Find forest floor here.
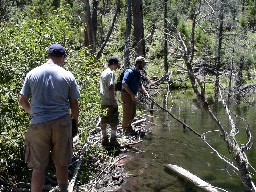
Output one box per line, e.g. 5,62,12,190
75,114,151,192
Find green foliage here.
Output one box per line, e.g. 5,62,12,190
239,15,248,28
177,20,191,44
1,0,256,190
67,50,102,144
0,3,100,187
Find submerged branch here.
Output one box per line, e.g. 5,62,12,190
147,97,201,137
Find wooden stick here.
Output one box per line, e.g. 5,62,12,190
68,143,89,192
131,118,147,126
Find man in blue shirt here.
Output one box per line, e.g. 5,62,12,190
121,56,149,136
19,44,80,192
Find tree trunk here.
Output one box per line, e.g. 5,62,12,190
228,47,234,100
132,0,145,57
163,0,168,73
91,0,98,52
124,0,132,68
214,0,224,98
235,56,244,100
96,0,121,60
0,0,3,21
83,0,96,53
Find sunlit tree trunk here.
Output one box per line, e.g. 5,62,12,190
132,0,145,57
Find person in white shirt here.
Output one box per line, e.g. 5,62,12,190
99,56,120,146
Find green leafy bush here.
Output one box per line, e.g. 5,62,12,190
0,4,101,188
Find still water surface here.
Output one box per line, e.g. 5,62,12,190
120,95,256,192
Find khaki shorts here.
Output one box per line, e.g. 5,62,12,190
24,115,72,170
100,105,119,126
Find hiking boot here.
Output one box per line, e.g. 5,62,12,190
101,137,109,146
110,137,120,147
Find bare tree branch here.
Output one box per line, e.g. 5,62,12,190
96,0,121,60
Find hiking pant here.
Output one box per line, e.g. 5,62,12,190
121,91,136,131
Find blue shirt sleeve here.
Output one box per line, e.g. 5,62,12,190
122,68,133,84
20,74,31,97
69,75,80,100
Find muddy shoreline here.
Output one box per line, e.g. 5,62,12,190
76,114,151,192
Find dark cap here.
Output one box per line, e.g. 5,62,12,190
135,56,148,63
47,44,66,56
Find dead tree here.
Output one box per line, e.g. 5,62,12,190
174,3,256,192
214,0,224,98
96,0,121,60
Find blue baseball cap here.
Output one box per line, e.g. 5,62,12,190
47,44,66,56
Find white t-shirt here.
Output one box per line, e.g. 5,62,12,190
99,67,116,105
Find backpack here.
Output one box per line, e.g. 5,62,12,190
115,67,135,91
115,69,126,91
115,67,138,91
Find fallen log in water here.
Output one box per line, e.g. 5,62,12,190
164,164,227,192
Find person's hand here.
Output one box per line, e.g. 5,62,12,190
131,94,136,102
71,119,78,137
145,92,150,98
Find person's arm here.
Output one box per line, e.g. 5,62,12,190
19,95,32,115
70,98,79,137
70,99,79,123
122,83,136,101
140,84,150,98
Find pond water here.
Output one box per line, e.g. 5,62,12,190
119,93,256,192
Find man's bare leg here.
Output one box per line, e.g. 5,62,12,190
31,169,45,192
56,165,68,192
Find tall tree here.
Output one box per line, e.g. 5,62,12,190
83,0,96,53
132,0,145,57
0,0,3,20
214,0,224,98
91,0,98,46
96,0,121,60
124,0,132,67
163,0,168,72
